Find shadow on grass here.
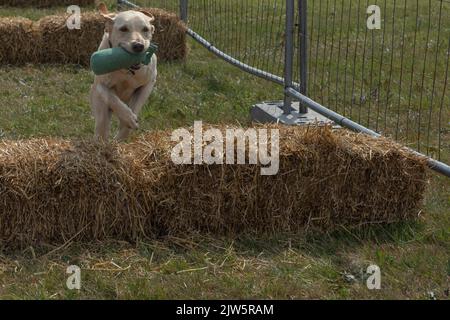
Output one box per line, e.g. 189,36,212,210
181,219,427,260
1,218,425,260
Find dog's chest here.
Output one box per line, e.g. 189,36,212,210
111,68,150,103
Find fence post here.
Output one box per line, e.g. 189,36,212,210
298,0,308,114
283,0,295,114
180,0,188,22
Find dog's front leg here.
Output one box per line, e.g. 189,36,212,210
129,66,157,116
116,71,157,141
91,84,112,141
95,83,139,131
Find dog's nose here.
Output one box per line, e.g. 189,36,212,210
132,42,145,53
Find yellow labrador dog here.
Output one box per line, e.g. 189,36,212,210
90,3,157,141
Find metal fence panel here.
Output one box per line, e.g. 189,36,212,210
120,0,450,175
305,0,449,164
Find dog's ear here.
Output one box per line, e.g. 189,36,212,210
98,2,109,14
98,3,116,33
138,9,155,23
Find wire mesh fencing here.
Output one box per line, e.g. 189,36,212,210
122,0,449,168
306,0,450,164
127,0,295,84
191,0,291,82
123,0,180,13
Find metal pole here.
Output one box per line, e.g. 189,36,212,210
118,0,137,8
180,0,188,22
285,87,450,178
298,0,308,114
188,29,299,88
283,0,295,114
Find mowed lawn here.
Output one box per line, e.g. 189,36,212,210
0,2,449,299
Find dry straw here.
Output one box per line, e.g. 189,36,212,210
0,0,95,7
0,125,427,248
0,17,40,64
0,8,187,66
38,12,107,65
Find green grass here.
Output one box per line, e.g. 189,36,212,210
0,40,280,139
0,2,449,299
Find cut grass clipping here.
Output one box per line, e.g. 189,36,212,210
0,0,95,7
0,125,427,248
0,8,187,66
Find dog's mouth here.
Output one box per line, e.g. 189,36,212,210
118,43,134,54
118,43,149,55
110,42,134,54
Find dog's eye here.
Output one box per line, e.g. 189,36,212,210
119,26,129,32
142,27,150,33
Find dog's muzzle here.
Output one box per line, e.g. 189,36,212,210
108,40,143,75
132,42,145,53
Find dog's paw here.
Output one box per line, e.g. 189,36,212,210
120,109,139,130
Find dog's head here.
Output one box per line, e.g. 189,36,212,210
99,3,155,54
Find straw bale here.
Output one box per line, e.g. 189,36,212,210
0,8,187,66
0,126,427,248
0,17,40,64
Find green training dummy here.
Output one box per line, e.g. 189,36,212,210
90,43,158,76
